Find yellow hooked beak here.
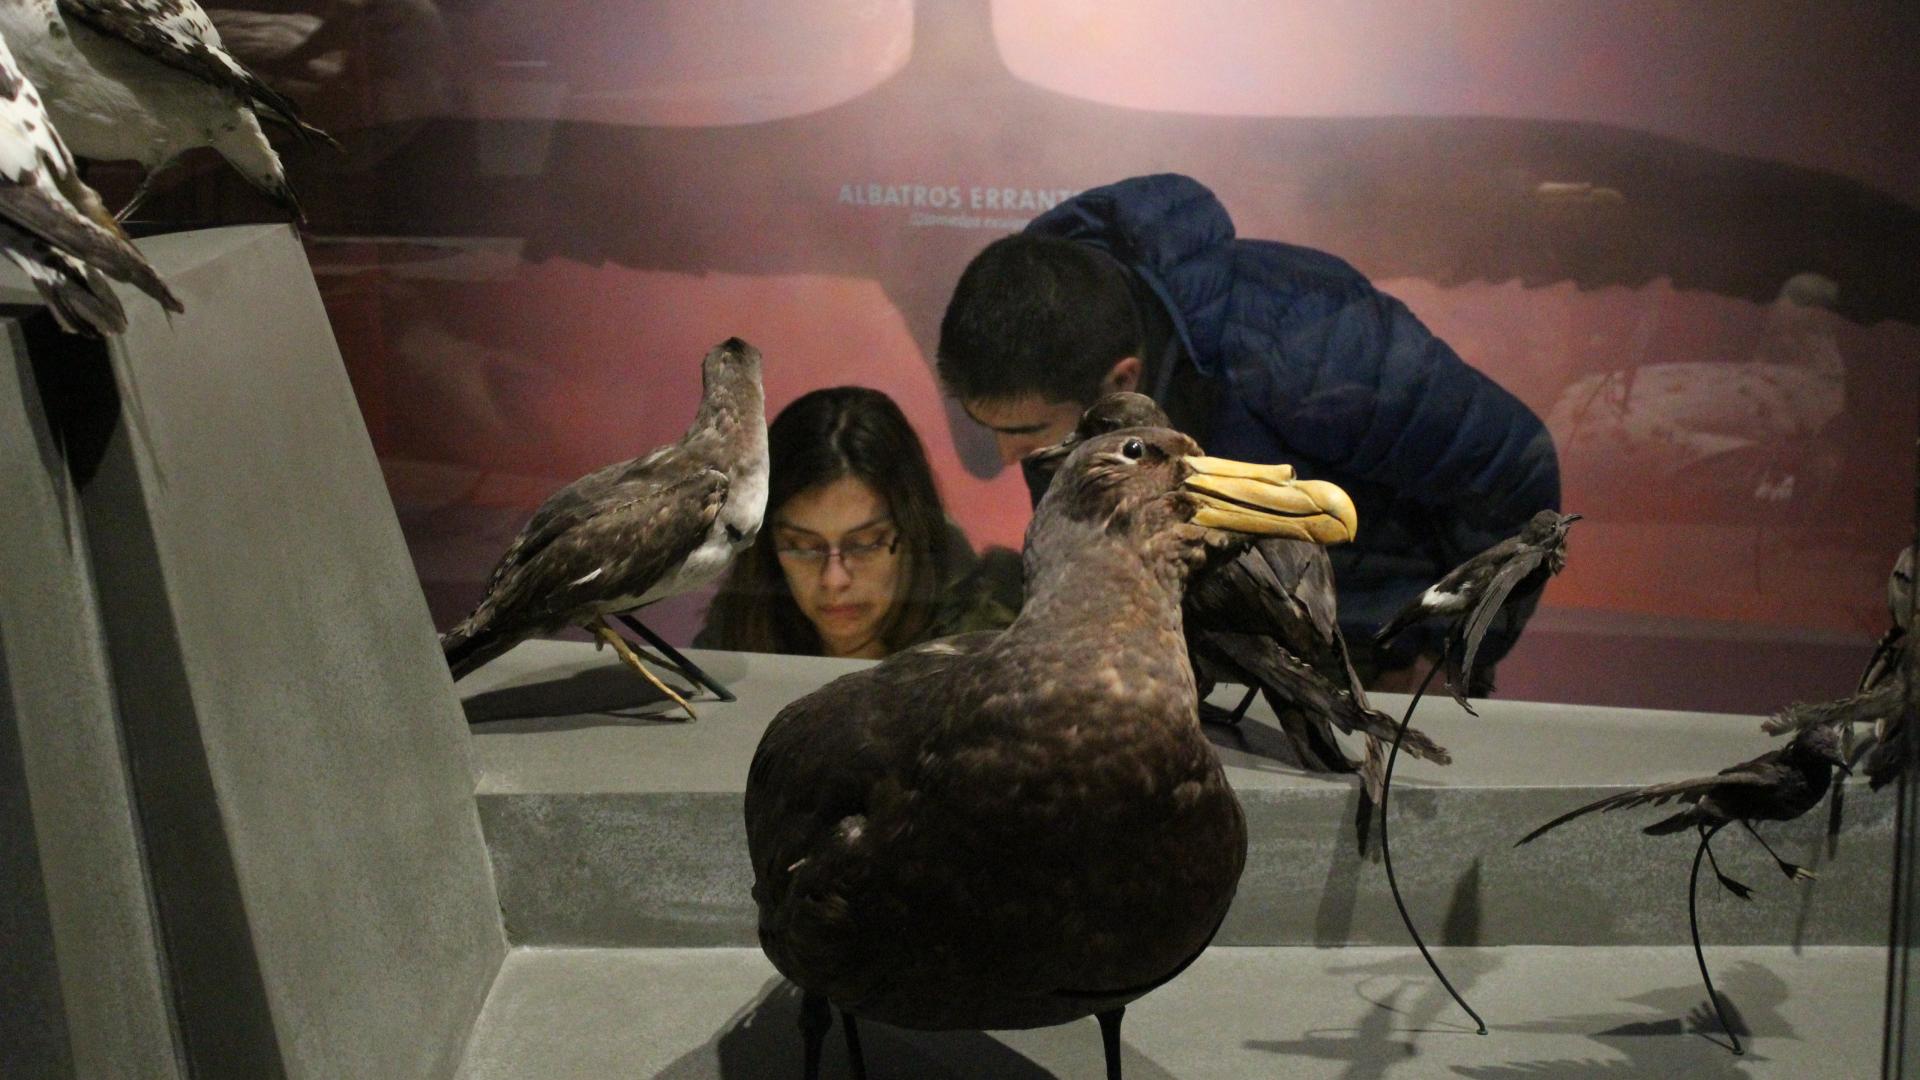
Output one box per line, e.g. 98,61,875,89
1182,456,1358,545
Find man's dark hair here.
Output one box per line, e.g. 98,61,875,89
937,235,1142,404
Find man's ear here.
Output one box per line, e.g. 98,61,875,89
1102,356,1143,395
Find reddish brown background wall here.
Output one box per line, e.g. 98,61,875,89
148,0,1920,712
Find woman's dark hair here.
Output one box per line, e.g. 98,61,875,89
700,387,958,656
937,234,1143,404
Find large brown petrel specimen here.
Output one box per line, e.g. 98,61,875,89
1021,394,1448,805
440,338,767,718
745,427,1357,1080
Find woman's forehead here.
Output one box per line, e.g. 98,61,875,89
774,475,892,536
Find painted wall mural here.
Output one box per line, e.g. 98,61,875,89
147,0,1920,711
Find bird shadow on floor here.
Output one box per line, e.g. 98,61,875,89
1245,949,1506,1079
1444,1006,1762,1079
460,659,703,727
647,979,1182,1080
1501,961,1789,1042
1460,963,1798,1077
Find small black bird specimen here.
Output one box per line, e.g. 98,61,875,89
1375,508,1583,715
1022,394,1447,813
1516,724,1850,1054
440,338,766,717
746,427,1357,1080
1363,507,1580,1035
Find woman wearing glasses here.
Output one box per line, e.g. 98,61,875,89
698,386,1015,658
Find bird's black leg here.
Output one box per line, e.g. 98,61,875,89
1689,824,1744,1055
616,613,738,702
1225,685,1257,725
1097,1006,1125,1080
1741,820,1815,882
799,992,831,1080
839,1009,867,1080
1698,825,1754,900
116,164,171,225
1380,656,1487,1034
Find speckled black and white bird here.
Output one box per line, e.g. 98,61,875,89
0,30,176,334
1024,394,1447,802
0,0,336,221
1375,508,1581,714
441,338,766,718
1764,546,1914,789
746,427,1357,1080
1516,724,1849,898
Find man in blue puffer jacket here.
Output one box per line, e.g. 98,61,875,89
937,173,1561,684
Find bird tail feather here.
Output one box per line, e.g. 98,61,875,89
1640,809,1700,836
26,256,126,338
1516,790,1645,846
1373,606,1420,647
441,617,518,681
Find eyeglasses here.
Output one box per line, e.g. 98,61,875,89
774,529,902,573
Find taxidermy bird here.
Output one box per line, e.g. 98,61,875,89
746,427,1357,1080
1375,508,1581,714
1764,546,1913,790
1514,723,1848,1055
1517,724,1849,898
440,338,766,719
0,28,177,334
0,0,337,221
1023,393,1447,803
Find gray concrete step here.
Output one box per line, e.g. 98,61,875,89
464,641,1893,949
455,944,1882,1079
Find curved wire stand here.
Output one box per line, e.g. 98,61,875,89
1379,656,1487,1035
1689,823,1744,1055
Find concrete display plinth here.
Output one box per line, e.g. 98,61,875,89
2,227,504,1079
466,641,1892,950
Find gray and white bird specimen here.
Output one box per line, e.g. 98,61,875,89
441,338,767,719
0,29,177,334
1024,393,1447,805
0,0,336,220
746,428,1357,1080
1764,546,1913,789
1375,508,1581,714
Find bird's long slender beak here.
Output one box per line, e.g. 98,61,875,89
1182,456,1358,545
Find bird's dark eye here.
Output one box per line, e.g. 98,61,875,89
1122,438,1145,460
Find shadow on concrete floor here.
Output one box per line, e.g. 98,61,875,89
1245,949,1508,1078
649,978,1181,1080
1458,962,1797,1078
461,659,706,726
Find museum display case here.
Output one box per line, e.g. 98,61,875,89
0,2,1914,1077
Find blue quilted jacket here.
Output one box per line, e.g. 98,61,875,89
1026,174,1561,665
